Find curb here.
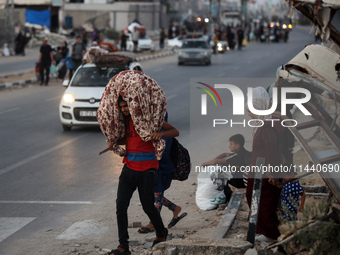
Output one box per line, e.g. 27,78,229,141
0,50,175,90
151,237,252,255
136,50,175,62
213,191,244,239
0,77,37,90
150,191,250,255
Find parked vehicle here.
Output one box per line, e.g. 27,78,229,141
126,34,154,52
166,36,183,51
59,52,142,131
178,39,211,66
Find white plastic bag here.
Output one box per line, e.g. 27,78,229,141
195,166,232,210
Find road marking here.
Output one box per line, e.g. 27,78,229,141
0,217,36,243
56,220,108,240
0,201,92,205
0,107,20,115
167,94,176,101
0,134,89,176
217,73,225,77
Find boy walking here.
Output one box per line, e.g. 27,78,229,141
97,71,178,255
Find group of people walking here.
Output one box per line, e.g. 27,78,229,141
38,34,87,86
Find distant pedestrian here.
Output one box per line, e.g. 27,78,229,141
39,38,55,86
69,35,86,80
226,25,235,50
131,27,139,52
237,26,244,50
120,30,128,51
167,25,173,39
159,28,166,49
57,41,69,80
15,31,26,56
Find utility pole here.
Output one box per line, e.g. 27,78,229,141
217,0,221,26
59,0,65,33
10,0,15,54
5,0,9,46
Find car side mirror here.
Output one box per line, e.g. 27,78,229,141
63,80,69,87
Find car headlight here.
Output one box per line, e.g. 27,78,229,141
217,43,222,47
63,93,75,103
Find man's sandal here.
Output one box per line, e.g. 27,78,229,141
168,212,188,228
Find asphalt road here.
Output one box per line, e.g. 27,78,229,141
0,27,315,255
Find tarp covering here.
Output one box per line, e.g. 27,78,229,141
97,70,167,160
26,9,50,28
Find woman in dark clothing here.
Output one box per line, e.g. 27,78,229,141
246,97,283,242
57,41,69,80
120,31,128,51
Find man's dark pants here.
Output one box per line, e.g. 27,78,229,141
39,63,50,85
116,165,166,250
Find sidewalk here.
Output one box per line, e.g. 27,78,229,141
0,48,175,90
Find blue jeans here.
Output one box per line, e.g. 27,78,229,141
116,165,166,250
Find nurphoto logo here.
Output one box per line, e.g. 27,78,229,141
197,82,312,128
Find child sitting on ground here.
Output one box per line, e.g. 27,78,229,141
201,134,250,203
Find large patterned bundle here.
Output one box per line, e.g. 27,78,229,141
97,70,167,159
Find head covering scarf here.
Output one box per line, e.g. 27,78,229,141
97,70,167,159
252,86,270,108
247,97,271,137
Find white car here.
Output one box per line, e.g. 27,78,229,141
126,34,154,52
178,39,212,66
59,52,142,131
166,36,183,51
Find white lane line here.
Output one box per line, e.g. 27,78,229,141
0,201,92,205
0,134,89,176
167,94,176,101
0,107,21,115
217,72,225,77
56,220,108,240
0,217,36,243
46,96,61,101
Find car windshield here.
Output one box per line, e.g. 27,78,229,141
182,41,208,49
71,66,126,87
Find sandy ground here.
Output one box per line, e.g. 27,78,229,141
0,71,36,84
